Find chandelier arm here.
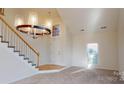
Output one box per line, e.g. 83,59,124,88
33,25,51,34
16,24,51,35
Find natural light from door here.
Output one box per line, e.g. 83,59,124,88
87,43,99,69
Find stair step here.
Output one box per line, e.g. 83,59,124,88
1,40,9,43
0,36,2,41
0,35,2,38
14,50,20,52
32,64,36,66
19,54,25,56
28,61,32,63
24,57,29,60
8,46,15,48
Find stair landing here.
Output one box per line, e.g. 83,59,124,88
38,64,64,70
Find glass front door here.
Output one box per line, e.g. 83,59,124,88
87,43,99,68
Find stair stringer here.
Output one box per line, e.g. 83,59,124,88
0,38,39,84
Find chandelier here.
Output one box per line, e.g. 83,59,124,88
15,12,51,39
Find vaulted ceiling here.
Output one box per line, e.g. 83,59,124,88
12,8,59,18
57,8,119,34
6,8,120,34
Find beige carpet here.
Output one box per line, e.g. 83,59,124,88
13,66,123,84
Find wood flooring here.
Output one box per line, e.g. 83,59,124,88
38,64,64,70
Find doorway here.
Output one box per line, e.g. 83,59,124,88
87,43,99,69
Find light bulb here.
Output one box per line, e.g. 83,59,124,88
15,17,23,26
31,16,37,24
46,20,52,29
28,12,38,25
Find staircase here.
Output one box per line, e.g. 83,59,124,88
0,16,40,68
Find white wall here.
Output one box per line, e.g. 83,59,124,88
72,30,118,70
62,28,72,66
58,8,119,70
118,9,124,72
0,39,38,84
49,25,72,66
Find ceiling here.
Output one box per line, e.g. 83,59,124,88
57,8,119,34
10,8,60,18
6,8,119,34
5,8,61,26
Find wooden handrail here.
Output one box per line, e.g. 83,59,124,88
0,16,40,67
0,16,39,56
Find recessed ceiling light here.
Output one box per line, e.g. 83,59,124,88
100,26,107,29
81,29,85,31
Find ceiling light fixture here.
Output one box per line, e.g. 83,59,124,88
81,29,85,31
15,12,51,39
100,26,107,29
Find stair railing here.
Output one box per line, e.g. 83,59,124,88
0,16,40,67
